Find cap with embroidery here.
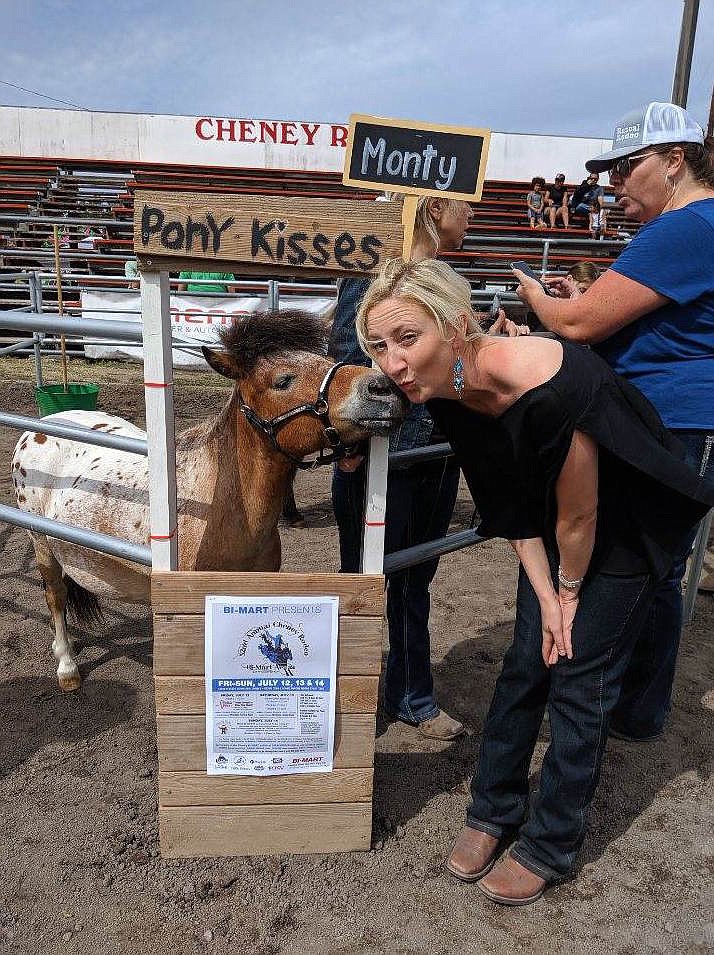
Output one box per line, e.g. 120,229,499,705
586,102,704,173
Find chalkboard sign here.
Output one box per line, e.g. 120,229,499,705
133,191,404,279
343,114,491,201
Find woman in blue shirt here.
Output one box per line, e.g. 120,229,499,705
516,101,714,742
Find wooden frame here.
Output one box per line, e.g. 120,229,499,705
153,572,384,857
134,179,395,857
342,113,491,201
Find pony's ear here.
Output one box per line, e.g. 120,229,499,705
202,346,241,380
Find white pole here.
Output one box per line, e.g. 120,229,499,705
140,270,178,571
683,509,712,624
360,434,389,573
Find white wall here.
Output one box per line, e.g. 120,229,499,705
0,106,611,183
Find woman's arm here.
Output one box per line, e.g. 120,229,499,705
513,267,669,343
554,430,599,658
509,537,566,666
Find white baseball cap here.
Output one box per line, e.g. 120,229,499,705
586,102,704,173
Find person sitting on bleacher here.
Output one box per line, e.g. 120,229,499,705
544,173,570,229
570,172,604,216
525,177,547,229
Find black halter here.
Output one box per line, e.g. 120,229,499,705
237,361,360,470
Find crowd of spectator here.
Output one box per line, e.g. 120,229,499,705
526,169,613,237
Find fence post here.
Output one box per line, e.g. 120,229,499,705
141,270,178,572
541,240,550,276
268,280,279,311
683,509,712,624
29,272,44,388
360,435,388,573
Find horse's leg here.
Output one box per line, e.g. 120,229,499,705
29,532,81,691
254,532,282,572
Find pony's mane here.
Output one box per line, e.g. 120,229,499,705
218,309,327,377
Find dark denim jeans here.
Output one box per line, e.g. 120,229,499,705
613,430,714,739
468,561,656,881
332,457,460,723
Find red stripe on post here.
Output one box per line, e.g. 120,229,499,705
150,528,177,541
364,521,386,527
144,381,172,389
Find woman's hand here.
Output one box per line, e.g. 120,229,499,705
544,275,578,299
513,267,548,309
558,589,579,661
487,309,531,337
539,594,568,667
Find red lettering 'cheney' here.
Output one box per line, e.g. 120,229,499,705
195,118,348,148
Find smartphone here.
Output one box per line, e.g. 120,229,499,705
510,260,555,295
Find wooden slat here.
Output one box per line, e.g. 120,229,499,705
153,614,383,676
159,768,373,806
155,675,378,715
151,572,384,615
157,713,376,771
159,803,372,857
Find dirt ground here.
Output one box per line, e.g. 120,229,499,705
0,356,712,955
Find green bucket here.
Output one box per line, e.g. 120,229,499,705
35,383,99,417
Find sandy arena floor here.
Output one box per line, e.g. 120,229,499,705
0,357,712,955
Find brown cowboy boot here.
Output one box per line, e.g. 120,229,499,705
445,827,500,882
477,854,547,905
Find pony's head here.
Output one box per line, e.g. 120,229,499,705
202,310,406,463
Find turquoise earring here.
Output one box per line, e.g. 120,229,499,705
452,356,464,398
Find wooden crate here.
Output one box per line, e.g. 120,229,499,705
152,571,384,858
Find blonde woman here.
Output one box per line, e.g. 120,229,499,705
356,256,713,904
328,195,525,741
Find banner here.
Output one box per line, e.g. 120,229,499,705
80,290,335,365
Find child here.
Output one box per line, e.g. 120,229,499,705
526,178,546,229
588,199,603,239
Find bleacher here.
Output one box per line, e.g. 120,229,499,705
0,156,640,311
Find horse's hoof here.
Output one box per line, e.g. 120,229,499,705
58,672,82,692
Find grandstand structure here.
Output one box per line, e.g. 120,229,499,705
0,153,638,315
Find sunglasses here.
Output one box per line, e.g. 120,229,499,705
608,152,658,181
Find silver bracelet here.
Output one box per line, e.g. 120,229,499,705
558,567,583,591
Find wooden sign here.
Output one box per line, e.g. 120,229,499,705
342,114,491,201
151,571,384,857
133,191,404,278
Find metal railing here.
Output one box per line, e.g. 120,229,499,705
0,304,152,567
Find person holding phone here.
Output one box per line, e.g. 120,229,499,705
355,255,714,904
514,101,714,744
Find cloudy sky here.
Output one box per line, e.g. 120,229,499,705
2,0,712,138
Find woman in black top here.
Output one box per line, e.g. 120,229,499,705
355,257,714,906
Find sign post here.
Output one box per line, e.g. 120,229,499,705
341,114,491,572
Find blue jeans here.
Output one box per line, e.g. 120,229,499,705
468,560,657,881
612,430,714,739
332,457,460,723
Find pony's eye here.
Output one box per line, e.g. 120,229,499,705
273,374,296,390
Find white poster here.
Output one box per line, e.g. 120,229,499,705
204,595,339,776
80,290,334,365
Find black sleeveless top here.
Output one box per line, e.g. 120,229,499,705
428,342,714,580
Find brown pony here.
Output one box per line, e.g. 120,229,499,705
11,310,405,690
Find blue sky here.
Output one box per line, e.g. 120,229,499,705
2,0,713,138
